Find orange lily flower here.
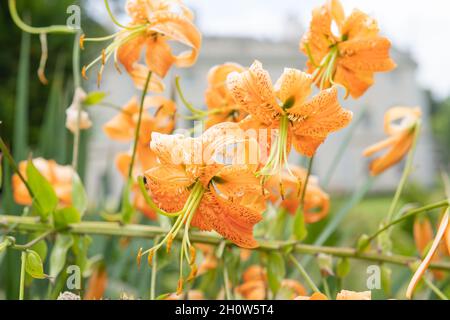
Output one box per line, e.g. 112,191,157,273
295,289,371,300
204,63,247,128
235,265,306,300
407,211,449,299
165,290,205,300
141,122,266,293
227,60,352,188
12,158,73,206
82,0,201,90
300,0,396,98
267,165,330,223
195,244,218,275
84,265,108,300
363,106,421,176
104,96,176,219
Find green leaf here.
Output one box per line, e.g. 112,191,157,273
0,155,3,189
83,91,107,106
156,293,171,300
71,172,88,217
50,234,74,279
26,159,58,220
267,252,286,294
25,250,46,279
293,211,307,241
53,207,81,229
336,258,351,279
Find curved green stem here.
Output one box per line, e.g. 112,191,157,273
289,254,320,293
175,76,207,116
19,251,26,300
104,0,129,29
71,31,82,171
8,0,76,34
387,123,421,222
128,71,152,179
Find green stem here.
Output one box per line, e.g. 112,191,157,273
175,76,207,116
8,0,76,34
19,251,26,300
150,236,160,300
422,277,449,300
299,156,314,208
128,71,152,179
0,137,34,198
322,277,331,299
3,215,450,271
71,31,82,171
11,230,52,250
367,200,449,243
387,123,421,222
289,254,320,293
223,262,232,300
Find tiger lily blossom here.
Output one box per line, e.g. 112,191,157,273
235,265,307,300
227,60,352,191
81,0,201,89
267,165,330,223
204,63,247,128
12,158,74,206
300,0,396,98
103,96,176,218
138,122,266,294
363,106,421,176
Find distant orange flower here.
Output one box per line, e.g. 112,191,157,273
363,106,421,176
84,265,108,300
141,122,265,294
227,61,352,184
83,0,201,89
295,289,371,300
12,158,73,206
300,0,396,98
236,265,306,300
165,290,205,300
104,96,176,219
407,211,449,299
195,244,218,275
267,165,329,223
205,63,247,128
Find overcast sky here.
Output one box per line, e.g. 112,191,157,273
182,0,450,99
93,0,450,99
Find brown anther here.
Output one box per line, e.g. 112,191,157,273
280,181,285,200
101,49,106,65
79,34,85,50
136,247,143,268
81,66,88,80
189,245,196,265
166,234,173,253
148,250,154,267
187,264,198,282
176,278,184,295
114,61,122,74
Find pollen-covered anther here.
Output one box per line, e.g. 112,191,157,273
79,34,85,50
101,49,106,65
136,247,143,268
189,245,196,265
187,264,198,282
167,234,174,253
148,250,155,267
81,66,88,80
176,279,184,295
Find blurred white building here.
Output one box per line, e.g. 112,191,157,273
85,29,435,202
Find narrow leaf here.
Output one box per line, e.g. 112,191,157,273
25,250,46,279
50,234,74,279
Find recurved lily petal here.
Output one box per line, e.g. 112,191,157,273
290,86,353,157
336,290,371,300
227,60,282,125
274,68,313,113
